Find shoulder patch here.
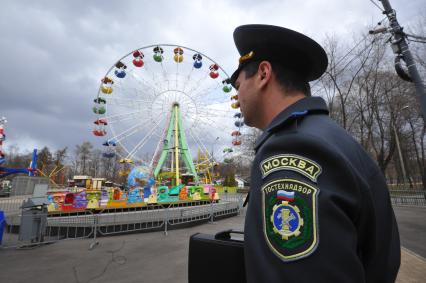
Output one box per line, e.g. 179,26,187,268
262,178,320,262
260,154,322,182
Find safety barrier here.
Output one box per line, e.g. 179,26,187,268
0,195,32,215
0,193,245,249
1,210,95,248
96,204,167,236
390,190,426,207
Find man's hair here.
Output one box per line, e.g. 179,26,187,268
242,61,311,96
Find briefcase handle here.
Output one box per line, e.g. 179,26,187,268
215,229,244,241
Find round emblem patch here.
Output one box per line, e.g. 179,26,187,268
271,201,304,240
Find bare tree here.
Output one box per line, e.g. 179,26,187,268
74,141,93,175
37,146,53,174
88,148,102,177
318,32,378,129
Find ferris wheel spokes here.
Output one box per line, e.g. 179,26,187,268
106,98,155,109
109,119,156,144
181,67,195,92
104,110,147,124
188,127,214,161
193,114,219,129
182,69,212,94
129,81,158,100
117,59,164,97
190,85,226,104
134,71,164,96
125,115,166,160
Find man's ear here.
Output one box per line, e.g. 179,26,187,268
257,61,272,89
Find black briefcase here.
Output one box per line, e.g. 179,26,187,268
188,230,246,283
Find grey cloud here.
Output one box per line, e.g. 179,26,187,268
0,0,424,154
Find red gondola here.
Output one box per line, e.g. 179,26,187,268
133,58,144,67
210,72,219,79
133,50,144,67
133,50,144,58
209,64,219,79
94,118,108,125
93,129,107,136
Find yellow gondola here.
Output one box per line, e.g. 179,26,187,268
101,85,113,94
119,158,133,164
173,47,184,63
231,102,240,109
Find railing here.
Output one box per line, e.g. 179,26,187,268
0,194,32,215
1,209,95,248
389,190,426,207
0,193,245,249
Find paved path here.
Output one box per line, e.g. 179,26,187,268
397,248,426,283
0,207,425,282
393,206,426,258
0,214,245,283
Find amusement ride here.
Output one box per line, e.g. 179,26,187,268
45,44,244,212
93,45,242,183
0,117,37,179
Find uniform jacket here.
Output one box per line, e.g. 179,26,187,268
244,96,400,282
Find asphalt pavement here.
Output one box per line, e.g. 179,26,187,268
393,206,426,258
0,206,425,283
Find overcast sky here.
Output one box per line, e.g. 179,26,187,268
0,0,425,156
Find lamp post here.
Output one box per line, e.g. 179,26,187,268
392,123,408,187
393,105,409,188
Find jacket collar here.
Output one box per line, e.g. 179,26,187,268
254,96,329,151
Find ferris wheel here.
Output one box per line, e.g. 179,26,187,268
92,44,244,180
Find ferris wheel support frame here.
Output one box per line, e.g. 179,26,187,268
174,103,180,184
153,104,199,185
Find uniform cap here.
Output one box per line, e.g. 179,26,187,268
230,24,328,87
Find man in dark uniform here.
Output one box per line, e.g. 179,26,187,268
229,24,400,282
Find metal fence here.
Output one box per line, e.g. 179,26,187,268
3,189,424,249
0,193,245,249
1,206,95,248
389,190,426,206
0,194,31,215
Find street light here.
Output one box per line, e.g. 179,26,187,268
393,105,409,188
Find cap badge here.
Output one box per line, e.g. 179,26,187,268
239,51,254,63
